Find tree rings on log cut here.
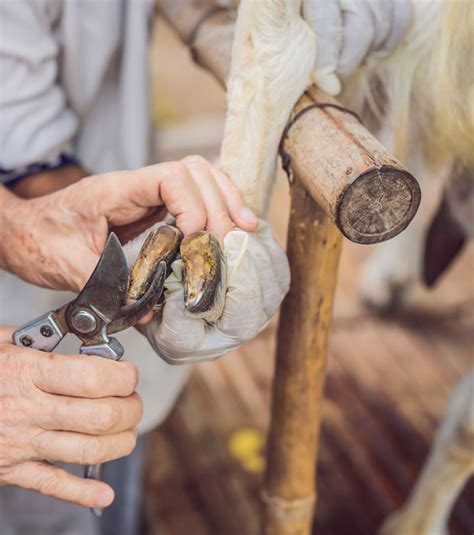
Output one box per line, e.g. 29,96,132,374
337,166,421,244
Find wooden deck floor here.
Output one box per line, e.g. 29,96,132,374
143,179,474,534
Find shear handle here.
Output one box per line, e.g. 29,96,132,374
12,310,67,353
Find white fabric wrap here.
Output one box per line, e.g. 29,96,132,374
128,221,290,365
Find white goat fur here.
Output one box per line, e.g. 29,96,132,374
220,0,473,533
380,369,474,535
341,0,474,176
346,0,473,313
219,0,315,215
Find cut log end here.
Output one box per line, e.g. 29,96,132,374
337,166,421,244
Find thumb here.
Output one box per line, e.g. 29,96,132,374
67,248,101,293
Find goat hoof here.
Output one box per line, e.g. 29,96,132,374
358,254,414,313
180,231,226,322
128,225,183,300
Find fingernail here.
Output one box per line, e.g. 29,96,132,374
97,488,114,508
239,207,259,225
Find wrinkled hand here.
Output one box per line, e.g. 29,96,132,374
0,156,258,293
0,327,141,509
134,221,290,364
302,0,413,94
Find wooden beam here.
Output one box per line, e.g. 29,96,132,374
155,0,421,245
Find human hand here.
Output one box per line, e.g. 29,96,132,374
0,327,142,509
0,155,258,292
302,0,413,94
135,221,290,363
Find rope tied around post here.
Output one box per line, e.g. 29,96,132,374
279,92,363,183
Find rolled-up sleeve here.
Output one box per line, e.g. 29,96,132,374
0,0,78,184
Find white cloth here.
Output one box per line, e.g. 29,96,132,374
302,0,413,95
0,0,190,435
127,221,290,364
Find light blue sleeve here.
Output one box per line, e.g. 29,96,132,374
0,0,78,183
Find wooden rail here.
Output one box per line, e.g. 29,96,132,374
155,1,421,533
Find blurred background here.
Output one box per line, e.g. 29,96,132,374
144,15,473,535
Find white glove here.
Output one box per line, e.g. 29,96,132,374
126,221,290,364
302,0,413,95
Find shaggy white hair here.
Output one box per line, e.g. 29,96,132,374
341,0,474,175
219,0,315,216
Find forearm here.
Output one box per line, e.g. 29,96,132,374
9,164,88,198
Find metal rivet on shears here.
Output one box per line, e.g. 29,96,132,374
40,325,54,337
20,335,33,347
71,310,97,334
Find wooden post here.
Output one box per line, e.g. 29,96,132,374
262,180,342,534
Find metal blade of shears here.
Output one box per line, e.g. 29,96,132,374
12,233,129,354
108,260,167,334
69,232,129,324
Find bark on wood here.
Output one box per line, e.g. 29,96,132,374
262,180,342,534
287,87,421,244
155,0,421,245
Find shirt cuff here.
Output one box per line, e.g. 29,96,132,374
0,153,80,187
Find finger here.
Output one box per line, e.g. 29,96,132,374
367,0,392,51
303,0,343,71
9,461,114,508
123,296,155,325
0,326,15,343
157,163,208,235
38,392,143,435
32,352,138,398
380,0,413,53
182,156,234,240
114,206,168,245
136,310,154,325
338,0,374,76
210,166,259,232
96,164,207,236
31,429,137,466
